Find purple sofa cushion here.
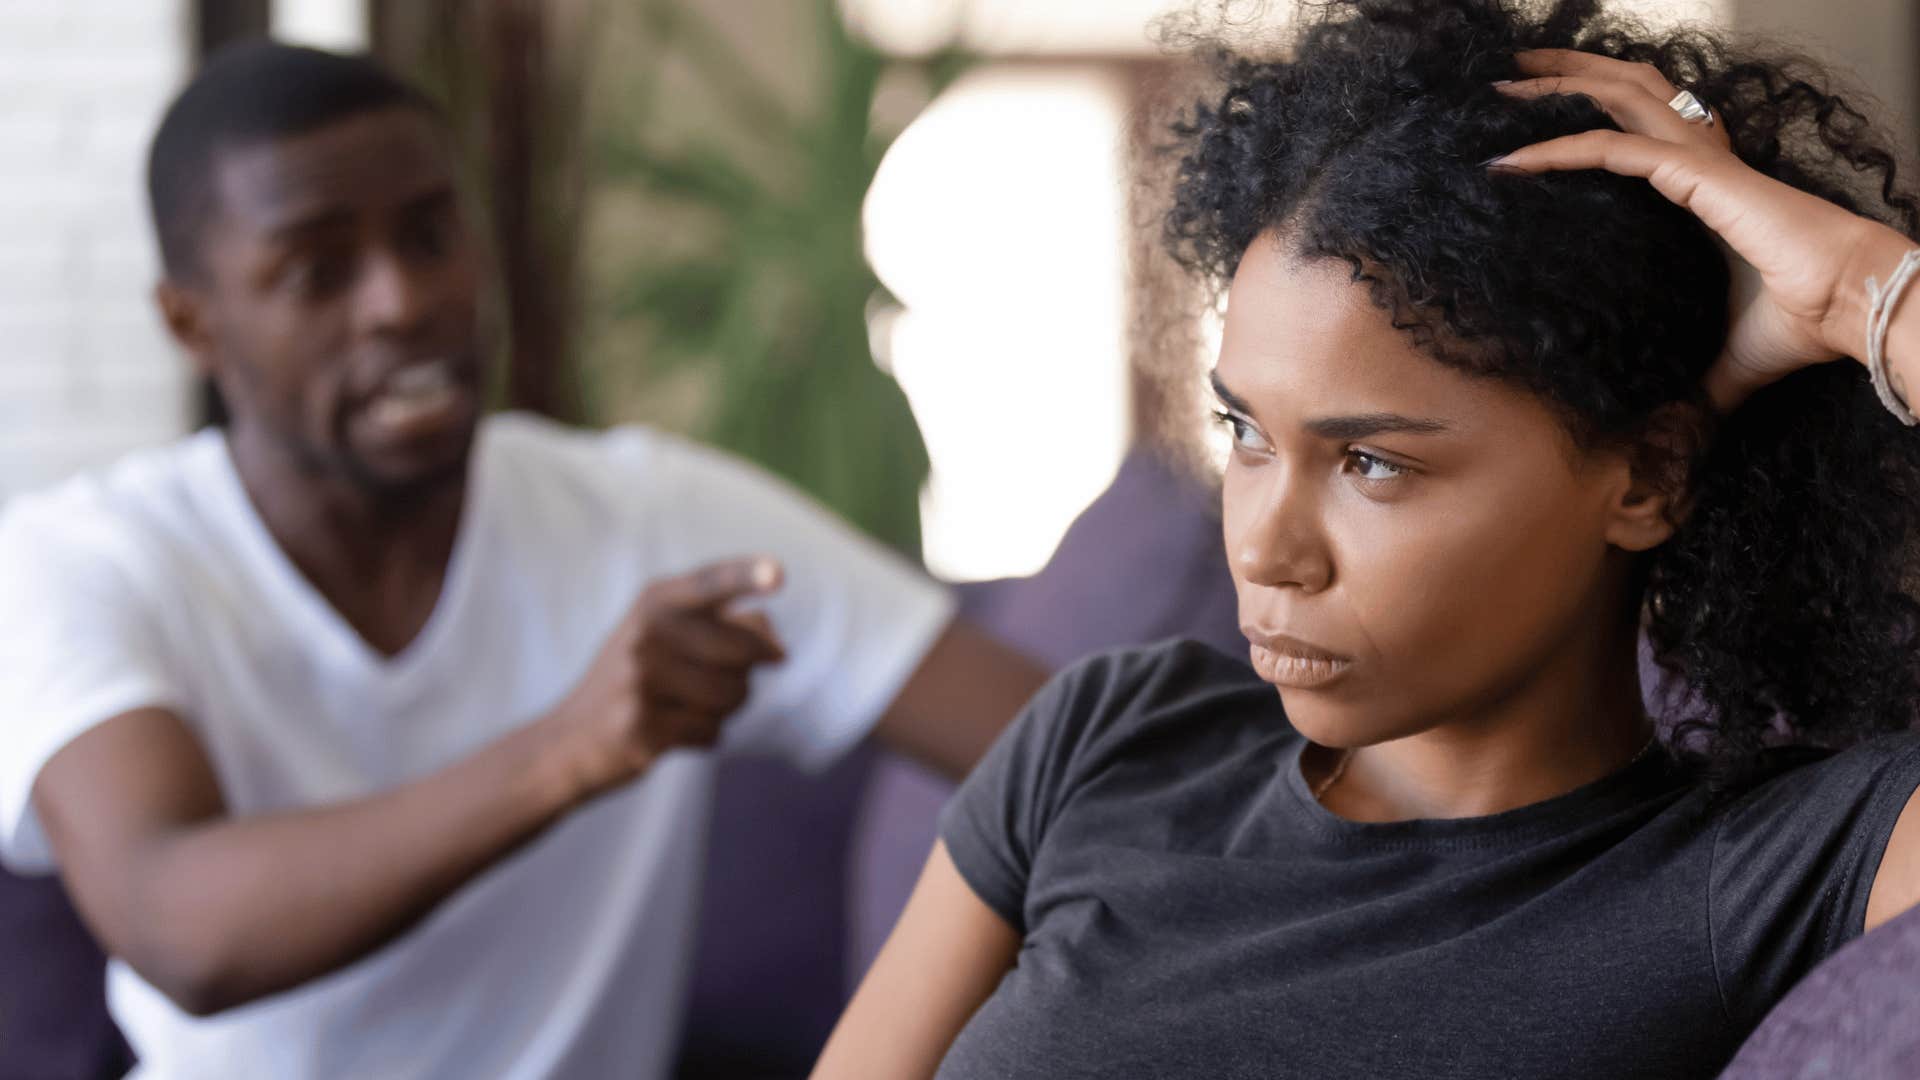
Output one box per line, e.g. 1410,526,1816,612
673,746,876,1077
0,867,133,1079
951,448,1243,666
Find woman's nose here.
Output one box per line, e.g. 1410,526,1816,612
1232,466,1334,594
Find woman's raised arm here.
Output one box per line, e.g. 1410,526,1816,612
1491,48,1920,932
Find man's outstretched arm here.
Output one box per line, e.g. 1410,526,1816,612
31,556,783,1016
872,619,1047,781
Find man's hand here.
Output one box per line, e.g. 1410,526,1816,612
544,555,788,798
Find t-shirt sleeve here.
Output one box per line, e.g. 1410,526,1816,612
0,501,188,874
1708,733,1920,1027
613,429,956,773
937,653,1126,933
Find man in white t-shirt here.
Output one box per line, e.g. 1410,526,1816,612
0,41,1045,1079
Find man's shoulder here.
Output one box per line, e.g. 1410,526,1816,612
477,414,749,565
481,412,790,522
0,429,229,566
483,412,700,487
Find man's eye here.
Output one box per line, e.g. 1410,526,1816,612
402,210,453,259
283,252,352,297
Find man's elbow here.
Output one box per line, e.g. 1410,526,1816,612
132,941,256,1017
161,977,240,1019
107,892,264,1018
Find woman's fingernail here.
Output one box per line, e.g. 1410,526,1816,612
1481,154,1510,167
1492,79,1514,86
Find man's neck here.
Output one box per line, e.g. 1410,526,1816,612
225,420,468,656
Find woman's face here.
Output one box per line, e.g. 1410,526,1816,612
1216,232,1661,748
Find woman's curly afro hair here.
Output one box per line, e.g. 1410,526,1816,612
1163,0,1920,784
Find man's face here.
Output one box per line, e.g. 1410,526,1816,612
168,106,487,493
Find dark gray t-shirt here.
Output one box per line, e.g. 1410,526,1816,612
937,641,1920,1080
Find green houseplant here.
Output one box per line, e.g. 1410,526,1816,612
591,0,969,556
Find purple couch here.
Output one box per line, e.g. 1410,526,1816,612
0,870,132,1079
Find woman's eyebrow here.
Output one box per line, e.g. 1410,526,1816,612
1210,372,1453,439
1209,371,1255,414
1303,413,1455,440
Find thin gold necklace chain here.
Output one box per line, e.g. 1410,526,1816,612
1310,747,1353,801
1310,730,1662,804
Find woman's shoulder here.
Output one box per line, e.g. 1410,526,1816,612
939,638,1291,927
1700,731,1920,1019
1705,732,1920,915
1696,734,1920,857
1720,733,1920,817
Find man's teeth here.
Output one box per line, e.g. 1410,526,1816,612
369,388,455,427
384,362,454,400
368,362,463,428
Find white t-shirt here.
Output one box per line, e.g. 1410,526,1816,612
0,412,955,1079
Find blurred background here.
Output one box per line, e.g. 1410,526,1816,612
7,0,1910,588
1,1,1917,1077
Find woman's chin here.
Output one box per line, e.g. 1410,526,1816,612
1276,694,1354,747
1276,692,1408,750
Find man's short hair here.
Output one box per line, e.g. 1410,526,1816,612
147,40,435,280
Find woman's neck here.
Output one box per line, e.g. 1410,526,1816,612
1315,614,1655,823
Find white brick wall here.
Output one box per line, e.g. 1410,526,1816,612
0,0,194,500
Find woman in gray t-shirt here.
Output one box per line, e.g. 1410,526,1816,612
814,1,1920,1076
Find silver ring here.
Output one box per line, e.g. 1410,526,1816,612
1667,89,1713,126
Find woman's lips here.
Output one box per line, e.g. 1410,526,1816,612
1244,631,1352,689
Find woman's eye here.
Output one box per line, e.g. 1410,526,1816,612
1211,410,1266,452
1346,450,1406,482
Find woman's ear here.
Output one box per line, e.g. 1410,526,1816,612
1604,402,1707,553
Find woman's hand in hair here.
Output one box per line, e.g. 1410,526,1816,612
1490,49,1912,415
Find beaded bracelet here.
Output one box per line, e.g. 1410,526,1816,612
1865,246,1920,426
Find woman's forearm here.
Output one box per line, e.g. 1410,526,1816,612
1830,225,1920,404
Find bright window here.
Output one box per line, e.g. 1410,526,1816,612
865,65,1133,581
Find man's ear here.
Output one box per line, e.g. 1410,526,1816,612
154,278,215,377
1603,402,1708,553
